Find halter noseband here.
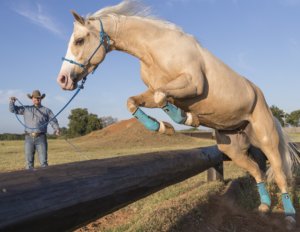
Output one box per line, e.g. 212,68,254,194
62,19,110,72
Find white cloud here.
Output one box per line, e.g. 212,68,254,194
236,52,254,73
288,38,300,48
53,95,68,104
230,0,240,4
166,0,216,7
278,0,300,6
0,89,66,105
12,1,66,39
0,89,28,105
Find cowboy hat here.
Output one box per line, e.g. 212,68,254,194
27,90,46,99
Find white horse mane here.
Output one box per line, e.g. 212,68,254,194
88,0,183,32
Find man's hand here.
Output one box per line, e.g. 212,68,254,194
10,97,17,103
54,129,60,136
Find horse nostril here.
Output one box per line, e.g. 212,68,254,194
57,74,68,89
62,75,67,83
58,75,66,84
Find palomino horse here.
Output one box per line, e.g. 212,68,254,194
57,0,299,228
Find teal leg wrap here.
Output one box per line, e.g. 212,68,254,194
257,182,271,207
282,193,296,217
162,102,187,124
133,108,160,131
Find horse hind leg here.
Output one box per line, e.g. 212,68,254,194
215,129,271,213
249,106,296,228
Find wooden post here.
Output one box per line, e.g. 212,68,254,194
0,147,224,232
207,163,224,182
200,146,225,182
204,145,267,182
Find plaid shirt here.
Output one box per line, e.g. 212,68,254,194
9,102,59,134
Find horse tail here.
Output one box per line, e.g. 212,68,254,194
266,117,300,183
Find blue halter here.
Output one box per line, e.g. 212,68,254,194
62,19,110,72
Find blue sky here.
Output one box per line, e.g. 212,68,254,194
1,0,299,133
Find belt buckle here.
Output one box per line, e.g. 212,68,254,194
31,132,38,137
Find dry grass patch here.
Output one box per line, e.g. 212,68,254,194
1,120,300,231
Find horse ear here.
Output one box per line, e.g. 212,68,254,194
71,10,85,25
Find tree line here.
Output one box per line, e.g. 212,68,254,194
61,108,118,138
1,108,117,140
270,106,300,127
2,106,299,141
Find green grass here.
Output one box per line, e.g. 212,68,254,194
0,140,24,172
1,134,300,231
0,137,247,231
0,136,215,172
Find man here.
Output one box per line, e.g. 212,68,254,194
9,90,60,170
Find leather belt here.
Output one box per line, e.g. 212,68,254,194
26,132,45,138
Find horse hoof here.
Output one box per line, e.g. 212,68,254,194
158,121,175,135
285,216,296,231
258,203,270,214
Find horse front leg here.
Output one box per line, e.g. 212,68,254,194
154,73,202,127
127,90,175,134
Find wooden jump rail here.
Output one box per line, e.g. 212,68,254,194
0,145,266,232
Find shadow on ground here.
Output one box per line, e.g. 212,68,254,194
169,177,300,232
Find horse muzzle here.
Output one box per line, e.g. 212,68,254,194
57,73,77,90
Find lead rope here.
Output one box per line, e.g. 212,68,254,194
13,77,87,130
13,77,92,161
64,138,91,160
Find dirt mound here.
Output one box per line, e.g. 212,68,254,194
76,118,210,149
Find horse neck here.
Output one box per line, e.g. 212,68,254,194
103,15,152,62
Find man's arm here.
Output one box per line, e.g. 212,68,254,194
9,97,25,114
48,109,60,135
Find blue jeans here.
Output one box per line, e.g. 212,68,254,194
24,134,48,169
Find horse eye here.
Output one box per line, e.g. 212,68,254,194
75,38,84,46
